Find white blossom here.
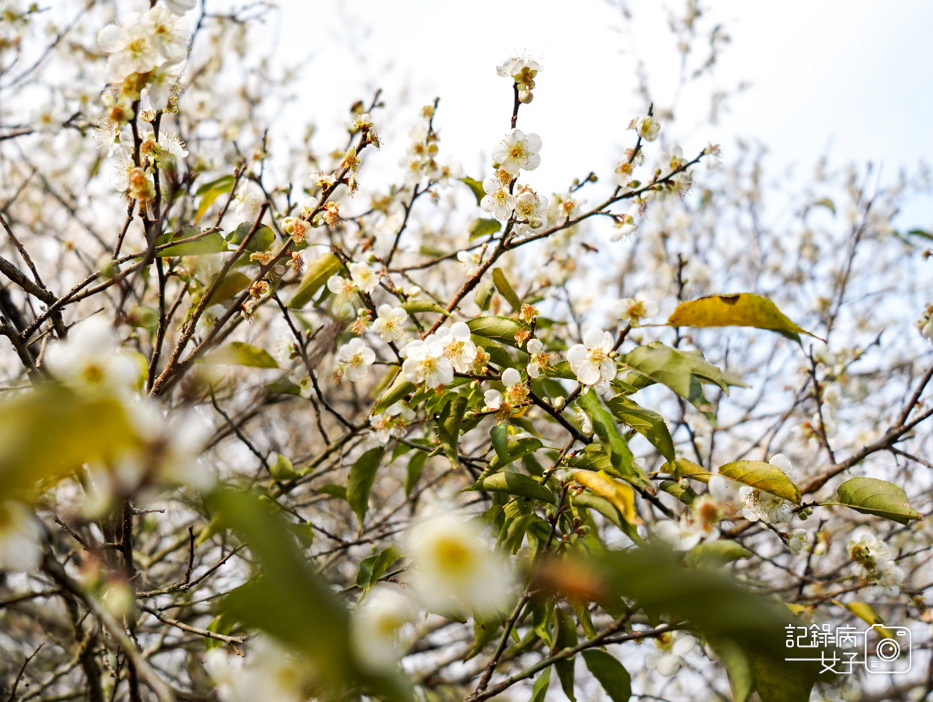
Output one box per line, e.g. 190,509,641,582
372,305,408,343
612,293,659,325
646,632,696,677
492,129,542,174
566,329,616,386
336,338,375,382
350,587,415,672
405,512,513,616
402,337,453,389
480,176,515,221
788,528,809,555
45,317,139,395
349,262,380,294
633,115,660,142
435,322,477,373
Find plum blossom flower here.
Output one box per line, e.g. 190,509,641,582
513,188,548,234
566,329,616,386
457,249,485,275
492,129,542,174
632,115,660,142
98,13,162,81
480,175,515,221
45,317,139,395
609,203,642,242
405,512,513,616
0,501,43,572
656,145,686,179
234,183,265,222
204,637,309,702
496,57,541,90
435,322,477,373
349,262,380,294
484,389,502,411
402,337,453,389
612,293,659,325
336,338,375,382
646,632,697,676
848,530,904,596
326,274,358,299
370,401,415,443
372,305,408,343
351,586,416,672
142,6,188,64
526,338,554,378
655,517,703,551
788,528,809,555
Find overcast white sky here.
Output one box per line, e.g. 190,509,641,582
272,0,933,228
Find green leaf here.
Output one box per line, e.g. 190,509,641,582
467,616,502,660
685,540,751,568
205,271,251,306
492,268,521,311
554,609,578,701
481,434,544,479
460,176,486,205
204,341,279,368
529,660,551,702
469,218,501,240
210,489,412,701
156,226,228,257
467,316,530,348
565,444,613,473
468,471,555,503
831,477,920,525
605,395,675,463
491,423,510,463
623,342,699,402
437,394,468,469
227,221,275,253
289,252,342,309
576,391,639,484
907,228,933,242
718,460,801,504
666,293,823,343
193,174,235,224
347,447,386,528
836,600,895,640
372,371,416,416
712,640,755,702
404,450,427,497
582,650,631,702
356,544,402,591
401,299,449,316
204,613,237,652
811,197,836,215
269,453,299,481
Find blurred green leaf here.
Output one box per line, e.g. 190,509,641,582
193,174,235,224
460,176,486,205
227,221,275,253
347,447,386,528
289,252,342,309
155,226,228,257
685,540,751,568
204,341,278,368
529,660,551,702
492,268,521,311
404,450,427,497
554,608,578,700
582,650,630,702
469,218,501,240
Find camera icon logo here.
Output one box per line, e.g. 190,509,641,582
864,625,911,674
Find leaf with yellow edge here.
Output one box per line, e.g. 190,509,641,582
675,457,714,483
573,470,638,525
834,600,894,640
666,293,823,343
719,461,801,504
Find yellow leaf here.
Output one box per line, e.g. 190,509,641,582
834,600,895,640
666,293,824,343
573,470,638,524
675,457,714,483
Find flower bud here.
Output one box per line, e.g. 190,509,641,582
519,90,534,104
